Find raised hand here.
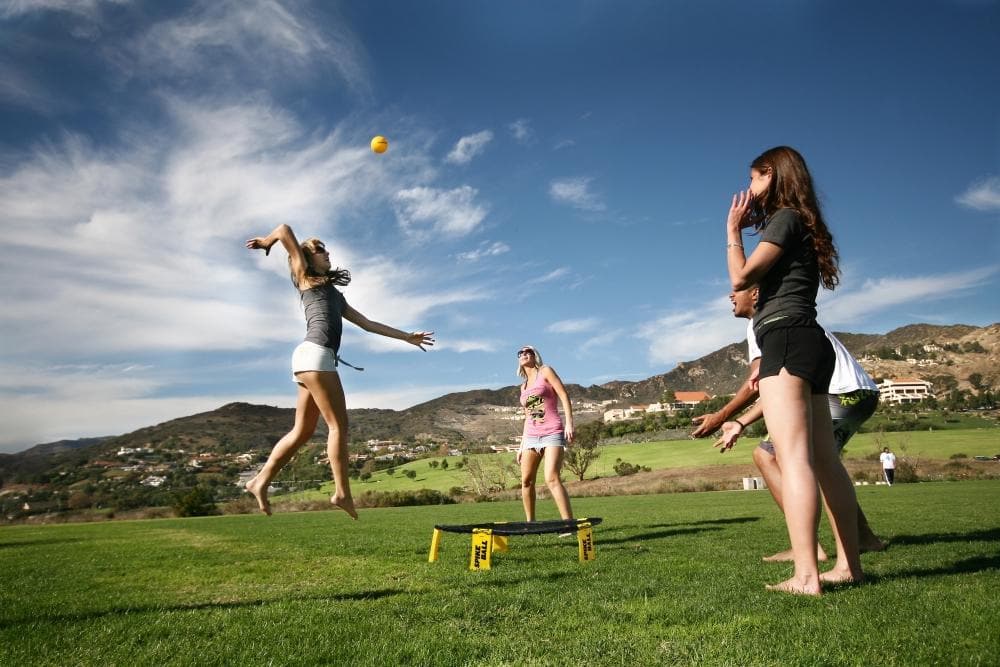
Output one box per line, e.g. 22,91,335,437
407,331,435,351
713,421,743,453
727,188,754,231
245,237,276,255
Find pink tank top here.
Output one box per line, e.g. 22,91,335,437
520,368,564,437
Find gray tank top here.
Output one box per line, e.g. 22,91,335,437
300,283,346,352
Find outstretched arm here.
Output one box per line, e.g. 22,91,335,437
342,303,435,350
714,401,764,453
542,366,574,444
691,358,761,437
246,224,308,286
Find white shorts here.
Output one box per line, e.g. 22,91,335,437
521,433,565,451
291,341,339,384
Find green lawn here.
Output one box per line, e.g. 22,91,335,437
319,428,999,497
3,480,999,665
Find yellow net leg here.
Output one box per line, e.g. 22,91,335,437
428,528,442,563
469,528,493,570
492,534,509,553
577,522,595,562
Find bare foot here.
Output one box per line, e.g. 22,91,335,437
818,568,864,585
859,537,886,553
765,576,822,596
245,477,272,516
763,545,829,562
331,494,358,520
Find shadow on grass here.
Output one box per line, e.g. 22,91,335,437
596,516,762,545
887,527,1000,546
0,588,404,629
0,537,83,550
868,553,1000,583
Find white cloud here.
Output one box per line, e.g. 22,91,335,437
509,118,532,144
956,176,1000,212
527,267,570,285
128,0,370,95
580,329,624,352
0,0,118,19
546,318,600,334
637,296,746,366
549,176,605,212
393,185,488,237
457,241,510,262
553,139,576,150
432,339,499,353
445,130,493,165
818,266,1000,326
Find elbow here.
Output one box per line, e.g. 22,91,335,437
731,276,752,291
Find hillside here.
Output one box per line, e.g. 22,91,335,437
2,322,997,490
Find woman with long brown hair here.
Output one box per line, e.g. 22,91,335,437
244,224,434,517
725,146,862,595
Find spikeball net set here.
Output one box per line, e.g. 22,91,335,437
428,518,603,570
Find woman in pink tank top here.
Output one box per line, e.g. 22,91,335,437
516,345,575,522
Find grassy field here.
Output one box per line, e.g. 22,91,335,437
3,480,999,665
323,428,1000,497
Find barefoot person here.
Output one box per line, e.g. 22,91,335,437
244,225,434,516
707,287,885,561
516,346,575,522
725,146,863,595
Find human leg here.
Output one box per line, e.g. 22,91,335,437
246,383,320,515
753,443,829,563
543,446,573,520
759,370,821,595
297,371,357,519
830,393,884,552
520,448,543,521
811,394,863,584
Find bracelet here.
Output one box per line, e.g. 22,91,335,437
726,242,743,250
733,419,745,433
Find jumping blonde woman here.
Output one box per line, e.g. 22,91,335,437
516,345,574,522
245,224,434,517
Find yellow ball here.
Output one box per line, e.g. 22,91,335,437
370,135,388,154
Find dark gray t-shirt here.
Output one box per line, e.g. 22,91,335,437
752,208,820,338
300,283,347,352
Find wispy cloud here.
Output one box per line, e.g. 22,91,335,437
580,329,624,352
819,266,1000,326
553,138,576,150
393,185,488,237
433,339,499,353
546,318,600,334
527,267,570,285
549,176,605,212
457,241,510,262
445,130,493,164
956,176,1000,212
509,118,532,144
0,0,116,19
129,0,371,95
636,296,746,366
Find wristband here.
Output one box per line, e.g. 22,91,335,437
733,419,745,433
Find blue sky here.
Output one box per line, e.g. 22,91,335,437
1,0,998,452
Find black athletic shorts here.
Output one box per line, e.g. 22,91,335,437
757,324,835,394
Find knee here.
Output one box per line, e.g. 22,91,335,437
544,473,563,488
521,477,536,489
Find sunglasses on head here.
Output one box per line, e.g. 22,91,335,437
310,243,327,254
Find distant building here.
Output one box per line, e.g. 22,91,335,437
878,378,934,404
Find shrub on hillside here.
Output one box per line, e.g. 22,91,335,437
613,458,651,477
356,488,455,508
172,487,219,517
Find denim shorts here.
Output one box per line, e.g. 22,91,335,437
521,433,565,451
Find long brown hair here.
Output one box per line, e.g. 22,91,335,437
290,238,351,288
750,146,840,290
